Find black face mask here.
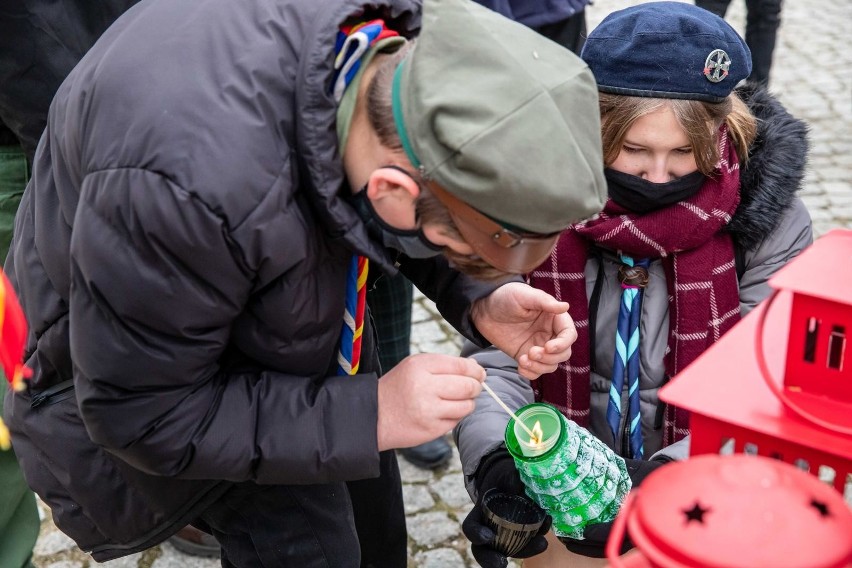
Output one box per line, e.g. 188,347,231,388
349,183,444,259
605,168,706,214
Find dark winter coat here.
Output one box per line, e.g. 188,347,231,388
0,0,142,163
3,0,497,560
455,86,813,497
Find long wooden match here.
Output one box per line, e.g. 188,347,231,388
481,380,538,441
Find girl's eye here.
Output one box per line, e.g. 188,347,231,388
622,145,642,154
675,147,693,155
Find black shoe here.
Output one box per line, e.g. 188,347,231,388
168,525,220,558
400,437,452,469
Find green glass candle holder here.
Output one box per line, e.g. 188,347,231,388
505,403,632,539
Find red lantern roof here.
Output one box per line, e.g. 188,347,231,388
768,229,852,305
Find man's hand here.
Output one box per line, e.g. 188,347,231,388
471,283,577,380
377,354,485,451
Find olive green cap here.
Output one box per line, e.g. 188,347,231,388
392,0,606,234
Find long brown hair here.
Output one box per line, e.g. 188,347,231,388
598,92,757,176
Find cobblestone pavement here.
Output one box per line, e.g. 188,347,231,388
29,0,850,566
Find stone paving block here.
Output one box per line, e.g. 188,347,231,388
99,553,145,568
413,301,437,325
813,222,839,239
415,293,439,316
803,206,833,222
151,544,220,568
44,562,83,568
432,475,473,509
397,452,436,483
827,192,852,207
412,320,457,348
33,531,77,556
446,446,463,474
407,511,461,547
817,167,850,182
830,206,852,221
404,483,436,514
450,503,475,525
413,547,467,568
414,340,461,357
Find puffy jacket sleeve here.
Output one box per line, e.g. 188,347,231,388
69,167,379,484
453,342,533,500
738,198,813,316
399,254,522,347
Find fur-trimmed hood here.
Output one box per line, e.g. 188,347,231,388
727,84,809,250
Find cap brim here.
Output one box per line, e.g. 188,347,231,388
427,182,559,274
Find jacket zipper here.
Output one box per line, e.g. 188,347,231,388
30,379,75,408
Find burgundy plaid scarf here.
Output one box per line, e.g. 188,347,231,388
529,131,742,447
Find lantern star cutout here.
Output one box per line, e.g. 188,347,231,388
809,498,831,518
683,502,710,524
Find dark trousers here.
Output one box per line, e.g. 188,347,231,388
196,450,406,568
366,270,413,373
695,0,783,86
533,10,587,55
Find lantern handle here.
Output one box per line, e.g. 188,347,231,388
755,290,852,436
605,490,636,567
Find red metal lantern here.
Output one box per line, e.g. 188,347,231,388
660,230,852,498
606,454,852,568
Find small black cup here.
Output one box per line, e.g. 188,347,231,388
481,489,547,557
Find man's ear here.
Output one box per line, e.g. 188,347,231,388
365,166,421,204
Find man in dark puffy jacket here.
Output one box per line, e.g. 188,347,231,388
3,0,606,563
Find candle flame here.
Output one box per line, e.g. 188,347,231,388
529,420,544,446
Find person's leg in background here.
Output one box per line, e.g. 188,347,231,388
743,0,782,86
695,0,732,17
368,271,452,470
533,9,588,55
0,140,40,568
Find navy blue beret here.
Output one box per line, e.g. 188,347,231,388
580,1,751,103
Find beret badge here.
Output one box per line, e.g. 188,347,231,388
703,49,732,83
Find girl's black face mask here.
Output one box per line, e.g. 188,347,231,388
349,183,444,259
605,168,706,214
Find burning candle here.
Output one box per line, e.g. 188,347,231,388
504,402,632,539
506,403,564,459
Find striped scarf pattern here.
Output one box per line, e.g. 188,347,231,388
529,130,742,448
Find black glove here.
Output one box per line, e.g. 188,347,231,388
462,448,552,568
560,456,672,558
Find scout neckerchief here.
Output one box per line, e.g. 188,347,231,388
529,128,742,448
332,20,401,376
607,255,650,459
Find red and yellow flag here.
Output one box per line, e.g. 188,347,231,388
0,269,29,392
0,269,29,450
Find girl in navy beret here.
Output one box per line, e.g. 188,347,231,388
456,3,812,566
